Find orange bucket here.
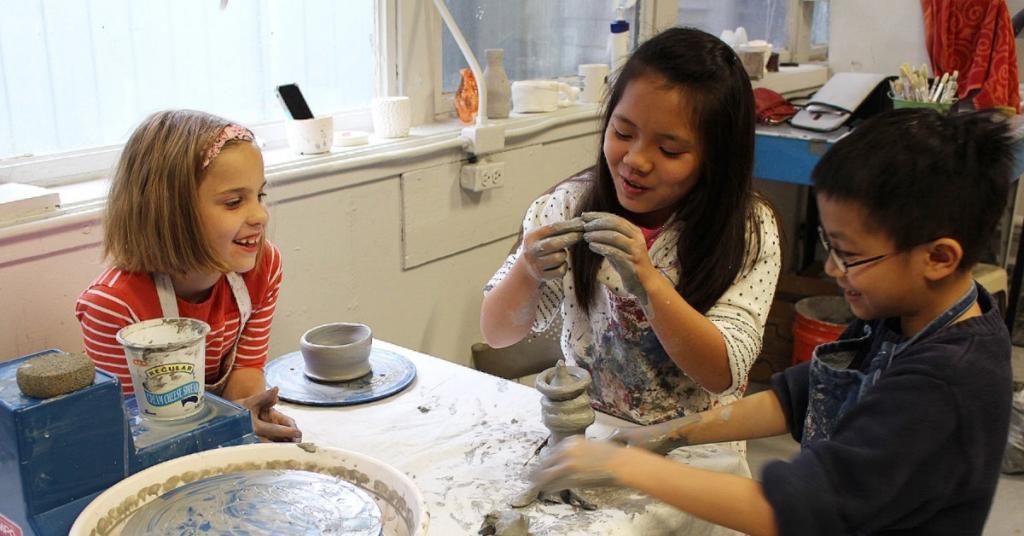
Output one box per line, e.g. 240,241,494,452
791,296,854,365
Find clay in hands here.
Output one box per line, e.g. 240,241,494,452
521,218,585,283
527,436,624,495
581,212,654,316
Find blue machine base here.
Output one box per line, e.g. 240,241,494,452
0,349,257,536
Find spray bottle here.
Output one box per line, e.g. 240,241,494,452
609,4,630,73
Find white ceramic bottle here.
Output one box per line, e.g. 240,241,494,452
483,48,511,119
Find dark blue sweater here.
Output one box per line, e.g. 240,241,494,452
765,288,1012,535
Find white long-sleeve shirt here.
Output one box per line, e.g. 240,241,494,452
486,173,781,425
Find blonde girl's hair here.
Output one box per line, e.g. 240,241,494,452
103,109,256,274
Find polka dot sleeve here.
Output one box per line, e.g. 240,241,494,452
705,201,782,396
484,185,579,332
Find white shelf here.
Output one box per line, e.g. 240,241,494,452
0,183,60,223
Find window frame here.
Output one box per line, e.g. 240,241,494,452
788,0,829,63
417,0,676,122
0,0,829,188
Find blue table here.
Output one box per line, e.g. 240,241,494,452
754,124,851,269
754,124,851,186
756,121,1024,331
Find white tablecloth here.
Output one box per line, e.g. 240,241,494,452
280,340,749,535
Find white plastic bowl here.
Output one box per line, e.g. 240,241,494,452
70,443,428,536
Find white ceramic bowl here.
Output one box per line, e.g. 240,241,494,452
70,443,428,536
300,322,373,381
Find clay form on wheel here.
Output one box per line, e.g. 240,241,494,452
536,360,595,448
300,322,373,381
511,360,596,509
265,348,416,407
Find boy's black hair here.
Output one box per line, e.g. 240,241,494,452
812,108,1016,269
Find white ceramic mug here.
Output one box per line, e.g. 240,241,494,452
737,40,772,70
578,64,609,104
285,116,334,155
371,96,411,138
511,80,579,113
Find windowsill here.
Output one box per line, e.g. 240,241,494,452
751,63,829,97
0,104,603,232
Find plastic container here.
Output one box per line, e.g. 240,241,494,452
609,8,630,73
890,94,956,113
117,318,211,420
791,296,854,365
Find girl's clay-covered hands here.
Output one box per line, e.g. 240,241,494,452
237,386,302,443
521,218,585,283
528,436,630,493
582,211,656,310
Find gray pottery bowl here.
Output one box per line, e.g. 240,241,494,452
299,323,373,381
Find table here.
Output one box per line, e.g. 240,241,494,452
754,123,851,187
753,123,851,269
280,340,750,536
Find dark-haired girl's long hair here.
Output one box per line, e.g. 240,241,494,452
571,27,769,314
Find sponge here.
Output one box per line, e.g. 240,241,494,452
16,352,95,399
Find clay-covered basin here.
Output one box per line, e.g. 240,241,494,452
300,323,373,381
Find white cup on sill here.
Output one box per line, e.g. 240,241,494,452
371,96,412,138
578,64,609,104
285,116,334,155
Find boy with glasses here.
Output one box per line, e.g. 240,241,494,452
527,108,1016,535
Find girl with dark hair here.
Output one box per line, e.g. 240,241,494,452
481,27,781,434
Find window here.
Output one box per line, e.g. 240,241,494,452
440,0,635,92
678,0,789,50
810,0,830,48
676,0,829,60
0,0,374,161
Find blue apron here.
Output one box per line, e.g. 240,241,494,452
801,284,978,446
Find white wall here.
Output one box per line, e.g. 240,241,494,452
0,124,599,368
828,0,930,75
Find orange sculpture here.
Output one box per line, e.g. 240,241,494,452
455,68,479,124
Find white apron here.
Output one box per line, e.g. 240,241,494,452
152,272,253,395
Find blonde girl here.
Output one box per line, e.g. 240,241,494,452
76,110,300,442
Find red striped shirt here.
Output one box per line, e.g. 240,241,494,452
75,243,283,395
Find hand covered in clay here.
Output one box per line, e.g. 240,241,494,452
607,414,699,455
237,386,302,443
581,212,656,310
528,436,628,494
520,218,585,283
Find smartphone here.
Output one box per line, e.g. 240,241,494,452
275,83,314,120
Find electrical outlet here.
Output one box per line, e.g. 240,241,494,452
460,161,505,192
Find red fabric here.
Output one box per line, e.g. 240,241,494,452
922,0,1020,112
753,88,798,124
639,225,664,249
75,243,283,395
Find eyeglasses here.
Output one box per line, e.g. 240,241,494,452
817,226,892,274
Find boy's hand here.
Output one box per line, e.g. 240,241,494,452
528,436,628,493
237,386,303,443
521,218,585,283
607,415,698,455
582,212,657,312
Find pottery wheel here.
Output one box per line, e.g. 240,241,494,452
265,348,416,406
122,469,383,535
